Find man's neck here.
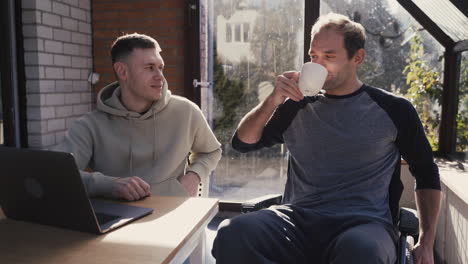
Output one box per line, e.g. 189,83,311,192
325,79,363,96
120,84,153,113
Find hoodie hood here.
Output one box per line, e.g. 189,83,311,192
96,80,171,119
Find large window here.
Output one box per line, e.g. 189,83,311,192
209,0,305,201
206,0,465,201
321,0,444,151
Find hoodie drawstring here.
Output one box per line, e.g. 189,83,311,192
152,110,157,164
127,111,157,178
128,117,133,177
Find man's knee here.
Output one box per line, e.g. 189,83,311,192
213,213,263,253
212,213,273,262
216,215,257,242
328,224,396,264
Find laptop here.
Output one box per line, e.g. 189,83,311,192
0,147,153,234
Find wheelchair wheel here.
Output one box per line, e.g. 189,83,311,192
405,236,415,264
405,248,413,264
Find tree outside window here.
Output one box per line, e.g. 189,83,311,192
402,35,442,151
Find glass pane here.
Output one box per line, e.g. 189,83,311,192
457,51,468,153
412,0,468,42
243,23,249,42
321,0,444,151
210,0,304,201
234,23,241,42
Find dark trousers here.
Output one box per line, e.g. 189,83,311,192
212,205,397,264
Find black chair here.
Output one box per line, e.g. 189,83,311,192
240,194,420,264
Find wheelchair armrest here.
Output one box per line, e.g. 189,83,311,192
398,207,419,238
241,194,283,213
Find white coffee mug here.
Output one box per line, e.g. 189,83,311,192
298,62,328,96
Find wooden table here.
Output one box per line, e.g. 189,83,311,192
0,196,219,264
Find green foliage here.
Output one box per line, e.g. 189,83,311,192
457,110,468,152
403,36,468,153
456,58,468,152
403,35,443,150
213,53,246,148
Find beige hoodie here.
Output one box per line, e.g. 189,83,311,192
55,81,222,197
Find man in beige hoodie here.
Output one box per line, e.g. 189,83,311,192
55,33,222,201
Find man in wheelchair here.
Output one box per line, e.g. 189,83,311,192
212,13,441,264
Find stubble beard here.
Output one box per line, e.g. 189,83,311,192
322,78,339,92
322,70,351,94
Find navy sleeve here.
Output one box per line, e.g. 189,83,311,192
364,86,440,190
232,99,306,153
393,98,441,190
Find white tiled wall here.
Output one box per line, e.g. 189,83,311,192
22,0,93,149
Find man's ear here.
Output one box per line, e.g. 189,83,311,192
353,48,366,66
113,62,128,81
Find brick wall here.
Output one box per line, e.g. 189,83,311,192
92,0,186,96
22,0,93,148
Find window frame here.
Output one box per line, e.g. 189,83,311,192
0,0,27,148
185,0,202,106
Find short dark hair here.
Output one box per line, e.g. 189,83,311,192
110,33,161,64
311,13,366,59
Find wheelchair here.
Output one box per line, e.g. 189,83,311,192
240,194,420,264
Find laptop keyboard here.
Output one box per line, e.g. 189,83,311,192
95,212,120,224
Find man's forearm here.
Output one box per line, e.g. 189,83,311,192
237,95,281,144
415,189,441,247
79,170,116,197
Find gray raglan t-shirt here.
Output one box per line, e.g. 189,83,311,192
233,85,440,225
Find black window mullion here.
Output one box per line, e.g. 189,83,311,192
304,0,320,63
0,0,15,147
0,0,26,148
439,49,461,155
185,0,201,106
